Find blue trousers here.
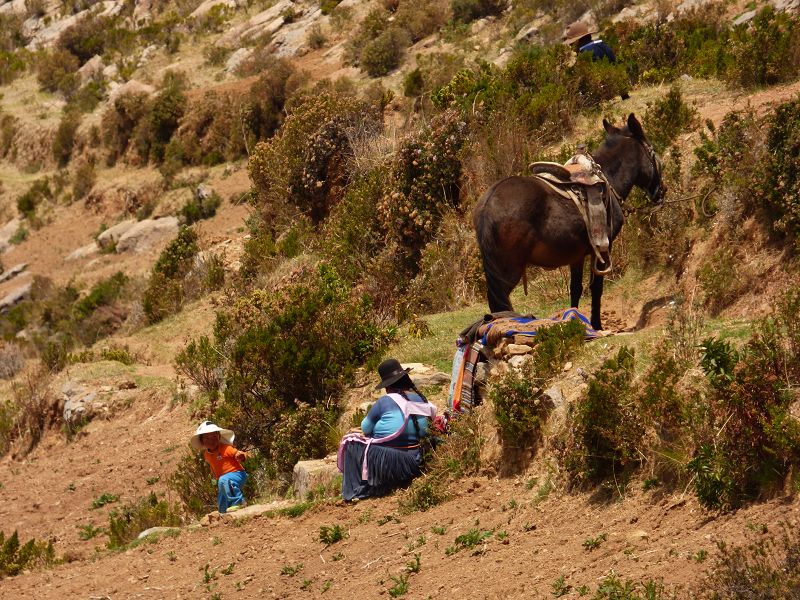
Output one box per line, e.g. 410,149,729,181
217,471,247,513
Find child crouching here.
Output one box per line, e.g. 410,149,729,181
190,421,248,513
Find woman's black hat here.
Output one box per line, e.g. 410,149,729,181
375,358,412,390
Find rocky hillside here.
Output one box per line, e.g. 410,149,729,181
1,0,800,598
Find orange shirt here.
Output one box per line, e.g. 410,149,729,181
204,443,245,478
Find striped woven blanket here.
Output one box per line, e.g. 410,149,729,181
476,308,602,347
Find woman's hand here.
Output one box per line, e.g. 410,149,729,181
235,450,247,462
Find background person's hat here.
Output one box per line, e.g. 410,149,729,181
374,358,412,390
190,421,235,451
562,20,598,45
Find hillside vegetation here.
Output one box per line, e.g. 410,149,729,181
1,0,800,597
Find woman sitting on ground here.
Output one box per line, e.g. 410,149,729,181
338,358,438,502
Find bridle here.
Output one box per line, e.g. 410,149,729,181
641,139,665,204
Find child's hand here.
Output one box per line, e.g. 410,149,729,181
235,450,247,462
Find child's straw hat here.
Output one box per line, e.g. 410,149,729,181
190,421,235,451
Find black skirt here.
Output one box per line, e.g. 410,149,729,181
341,441,422,501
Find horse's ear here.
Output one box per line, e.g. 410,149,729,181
603,118,619,135
627,113,646,140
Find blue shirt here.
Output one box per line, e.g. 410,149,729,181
361,392,429,446
579,39,616,63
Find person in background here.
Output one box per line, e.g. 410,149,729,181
337,359,438,502
190,421,248,514
563,20,629,99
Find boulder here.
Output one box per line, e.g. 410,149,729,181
292,454,340,500
137,526,180,540
108,79,155,103
190,0,237,19
216,0,292,48
65,243,99,261
0,263,27,283
0,218,21,252
0,280,32,314
403,363,450,387
115,217,179,254
506,343,533,356
96,219,135,250
62,381,109,424
200,499,295,526
225,47,252,72
77,55,104,84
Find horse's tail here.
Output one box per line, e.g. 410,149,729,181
474,186,514,313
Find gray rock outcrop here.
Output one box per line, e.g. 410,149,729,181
292,454,340,500
115,217,179,254
97,219,135,250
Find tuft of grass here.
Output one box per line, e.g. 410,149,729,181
90,493,119,509
583,533,607,551
281,562,304,576
319,524,347,546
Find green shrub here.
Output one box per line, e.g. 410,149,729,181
0,49,27,86
106,492,182,549
102,91,150,165
563,347,642,485
378,110,467,256
0,530,55,578
346,7,390,65
702,523,800,598
270,405,336,477
360,27,407,77
490,320,585,445
248,90,380,226
725,7,800,89
16,178,52,220
36,48,79,95
213,264,393,461
763,97,800,249
52,110,82,167
73,272,127,320
320,0,341,15
400,412,481,512
181,191,221,225
642,84,697,152
688,291,800,510
168,450,217,517
174,335,222,398
451,0,506,24
57,14,117,64
143,72,187,163
404,68,424,97
696,246,743,314
71,159,96,201
142,227,199,324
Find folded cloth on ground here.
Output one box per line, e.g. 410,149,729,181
477,308,602,347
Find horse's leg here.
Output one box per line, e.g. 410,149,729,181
589,266,605,331
569,261,584,309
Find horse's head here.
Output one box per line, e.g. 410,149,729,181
602,113,666,205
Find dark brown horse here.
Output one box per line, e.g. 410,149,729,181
473,114,665,330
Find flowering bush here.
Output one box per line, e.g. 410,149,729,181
377,110,467,254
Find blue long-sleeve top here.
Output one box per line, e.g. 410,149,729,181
578,39,616,63
361,392,429,447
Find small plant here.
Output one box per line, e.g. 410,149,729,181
405,553,421,574
91,492,119,509
690,549,708,563
221,562,234,575
388,572,409,597
431,525,446,535
0,530,55,577
321,579,332,592
77,523,104,540
106,492,182,549
319,524,347,546
551,574,571,597
495,530,508,541
202,562,218,584
281,562,304,576
702,523,800,598
445,528,492,555
583,533,607,551
300,578,313,590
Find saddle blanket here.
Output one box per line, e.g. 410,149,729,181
476,308,605,347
